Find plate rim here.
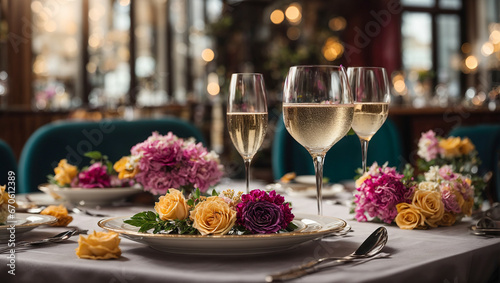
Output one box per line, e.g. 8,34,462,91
0,213,57,228
39,183,143,192
98,213,347,239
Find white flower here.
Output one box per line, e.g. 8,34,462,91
417,181,440,192
424,166,441,182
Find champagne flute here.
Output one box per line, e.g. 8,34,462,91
283,66,354,215
227,73,268,194
347,67,390,173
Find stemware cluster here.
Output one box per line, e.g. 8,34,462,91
227,66,390,215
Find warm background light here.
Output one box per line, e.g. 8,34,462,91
481,42,494,56
270,9,284,24
285,3,302,24
328,17,346,31
201,48,215,62
465,55,478,70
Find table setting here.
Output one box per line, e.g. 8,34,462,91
1,65,499,283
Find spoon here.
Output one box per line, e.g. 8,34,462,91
0,229,85,253
265,226,388,282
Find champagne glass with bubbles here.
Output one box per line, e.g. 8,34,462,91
227,73,268,194
283,66,354,215
347,67,390,173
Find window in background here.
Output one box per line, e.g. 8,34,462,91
401,0,463,107
439,0,462,9
134,0,169,107
31,0,81,110
437,14,461,102
401,0,435,7
0,0,8,107
87,0,131,109
402,12,432,107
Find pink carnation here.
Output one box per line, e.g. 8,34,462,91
417,130,441,162
131,132,224,195
354,163,413,224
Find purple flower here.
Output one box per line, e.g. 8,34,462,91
236,189,294,234
77,162,111,188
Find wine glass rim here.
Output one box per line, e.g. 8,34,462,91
290,65,344,69
231,72,264,76
346,66,387,70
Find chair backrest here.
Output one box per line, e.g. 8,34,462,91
0,139,17,186
448,124,500,200
18,117,206,194
272,117,403,183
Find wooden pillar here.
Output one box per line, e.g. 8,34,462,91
7,0,32,107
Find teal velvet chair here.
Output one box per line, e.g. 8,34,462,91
0,139,17,186
18,118,206,194
272,117,403,183
448,124,500,201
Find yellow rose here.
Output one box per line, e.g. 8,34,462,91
412,190,444,228
459,138,475,155
461,197,474,216
113,156,139,180
417,181,439,192
190,196,236,235
355,173,371,188
154,189,189,221
395,203,426,230
437,212,456,226
0,185,15,224
54,159,78,186
439,137,461,158
76,231,121,260
40,204,73,227
0,185,15,207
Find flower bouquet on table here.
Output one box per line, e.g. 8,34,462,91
125,188,297,235
354,162,475,230
416,130,486,209
115,131,224,196
42,152,140,205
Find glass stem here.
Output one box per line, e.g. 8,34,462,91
312,154,325,216
244,159,251,194
360,139,369,173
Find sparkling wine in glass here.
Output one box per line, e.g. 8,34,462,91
283,66,354,215
347,67,390,172
227,73,268,194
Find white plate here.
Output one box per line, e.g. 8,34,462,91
39,184,143,206
98,213,347,255
0,213,57,243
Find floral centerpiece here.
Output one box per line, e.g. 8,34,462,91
48,152,133,188
125,189,296,235
114,132,224,196
354,162,475,230
416,130,485,208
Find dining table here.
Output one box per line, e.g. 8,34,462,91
1,179,500,283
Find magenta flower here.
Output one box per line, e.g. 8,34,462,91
236,190,294,234
77,162,111,188
131,132,224,195
354,163,413,224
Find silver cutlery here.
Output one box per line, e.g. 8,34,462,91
265,226,388,282
0,228,87,253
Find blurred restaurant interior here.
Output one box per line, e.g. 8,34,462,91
0,0,499,195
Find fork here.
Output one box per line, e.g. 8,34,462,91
0,228,87,253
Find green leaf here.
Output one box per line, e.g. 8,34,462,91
211,189,219,196
84,151,102,160
286,222,299,232
194,188,201,199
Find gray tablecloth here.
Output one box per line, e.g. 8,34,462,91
2,180,500,283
